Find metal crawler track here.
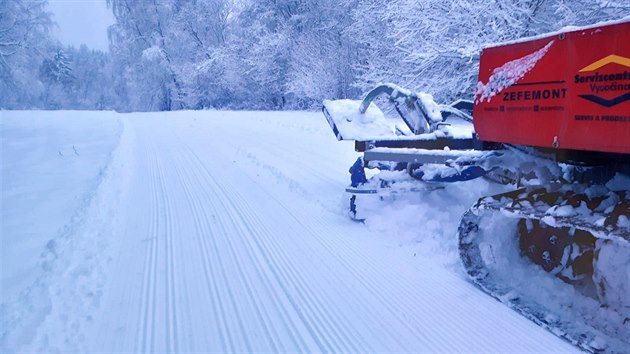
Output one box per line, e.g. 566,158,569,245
458,186,630,354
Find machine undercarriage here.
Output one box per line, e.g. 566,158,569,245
459,185,630,353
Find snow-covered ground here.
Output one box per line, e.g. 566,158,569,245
1,110,579,353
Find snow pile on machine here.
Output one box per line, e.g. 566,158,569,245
321,99,396,140
476,40,554,103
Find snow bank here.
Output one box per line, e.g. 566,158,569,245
357,178,510,268
1,111,122,351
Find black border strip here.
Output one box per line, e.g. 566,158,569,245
512,80,566,87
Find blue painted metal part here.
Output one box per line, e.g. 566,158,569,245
349,157,368,187
413,165,488,183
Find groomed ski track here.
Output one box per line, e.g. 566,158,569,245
2,111,579,353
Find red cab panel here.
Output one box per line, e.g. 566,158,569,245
473,21,630,154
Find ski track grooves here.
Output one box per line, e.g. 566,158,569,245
120,119,567,353
186,144,331,351
136,148,158,353
286,175,513,351
178,158,240,352
178,141,304,352
215,136,518,352
159,146,178,353
270,194,448,348
246,131,540,351
218,141,430,348
183,141,366,352
136,143,182,353
202,150,409,351
170,145,231,352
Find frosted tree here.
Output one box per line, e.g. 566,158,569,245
344,0,396,94
0,1,117,110
374,0,552,102
171,0,238,108
0,0,52,108
101,0,628,111
39,48,74,108
39,49,73,86
65,45,117,109
107,0,186,111
227,0,296,109
347,0,629,103
553,0,630,27
284,0,360,107
229,0,359,109
107,0,243,110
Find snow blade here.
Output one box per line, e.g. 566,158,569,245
321,83,454,141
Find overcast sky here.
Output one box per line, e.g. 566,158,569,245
48,0,115,52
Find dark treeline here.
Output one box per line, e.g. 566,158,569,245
1,0,628,111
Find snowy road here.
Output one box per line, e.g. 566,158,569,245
1,111,579,353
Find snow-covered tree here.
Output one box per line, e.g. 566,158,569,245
100,0,628,111
107,0,186,111
345,0,397,94
284,0,360,108
64,45,117,110
39,48,73,108
171,0,240,109
0,0,52,108
347,0,551,102
39,49,73,86
347,0,629,103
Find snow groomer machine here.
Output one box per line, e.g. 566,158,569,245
322,20,629,353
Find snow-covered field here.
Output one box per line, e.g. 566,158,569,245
1,110,579,353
